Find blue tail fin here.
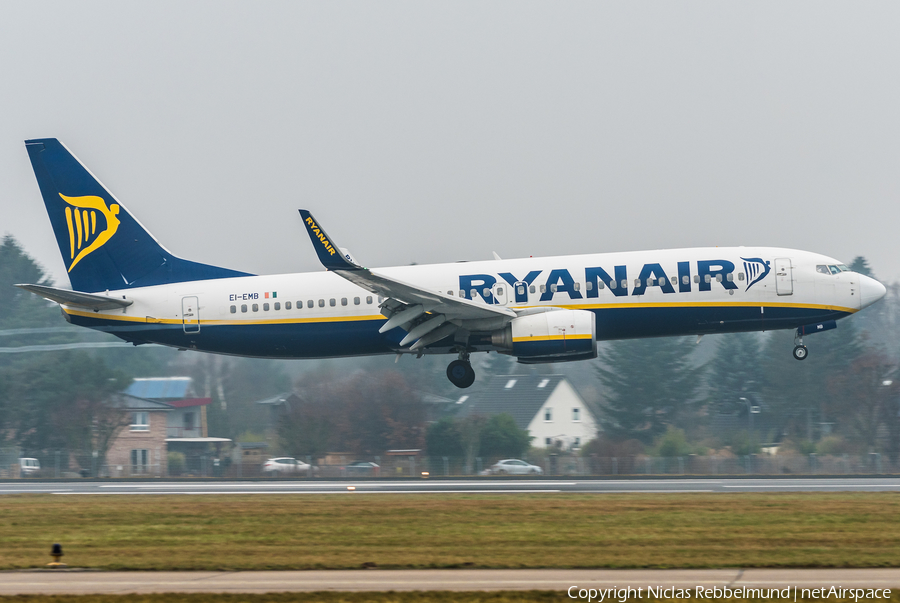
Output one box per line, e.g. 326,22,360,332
25,138,252,292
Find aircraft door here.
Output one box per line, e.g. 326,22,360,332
182,296,200,333
492,283,509,306
513,281,529,304
775,258,793,296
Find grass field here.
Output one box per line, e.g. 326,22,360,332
1,493,900,570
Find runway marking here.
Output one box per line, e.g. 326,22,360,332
55,489,565,495
98,481,578,488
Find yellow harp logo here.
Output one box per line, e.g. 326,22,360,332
59,194,121,273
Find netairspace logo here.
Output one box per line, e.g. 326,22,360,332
567,585,892,602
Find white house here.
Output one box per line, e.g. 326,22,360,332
457,374,600,450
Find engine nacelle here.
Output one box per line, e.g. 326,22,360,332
491,309,597,364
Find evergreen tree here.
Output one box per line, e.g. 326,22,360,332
760,322,865,442
596,337,702,444
479,413,532,458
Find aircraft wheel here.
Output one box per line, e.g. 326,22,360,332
447,359,476,388
792,345,809,361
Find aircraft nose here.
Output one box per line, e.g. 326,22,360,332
859,274,887,309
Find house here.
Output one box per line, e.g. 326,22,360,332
105,393,173,477
457,374,600,451
123,377,231,470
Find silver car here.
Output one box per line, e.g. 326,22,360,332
262,457,314,475
488,459,543,475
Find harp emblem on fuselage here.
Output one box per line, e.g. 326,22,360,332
59,194,121,273
741,257,771,291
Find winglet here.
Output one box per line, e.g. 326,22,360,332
298,210,364,271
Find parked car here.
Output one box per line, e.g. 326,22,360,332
262,457,315,475
485,459,543,475
343,461,380,477
19,458,40,477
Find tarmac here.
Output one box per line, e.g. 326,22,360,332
0,569,898,594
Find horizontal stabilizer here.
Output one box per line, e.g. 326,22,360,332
15,284,133,311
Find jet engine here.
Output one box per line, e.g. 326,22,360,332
491,309,597,364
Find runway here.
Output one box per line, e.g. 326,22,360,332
0,569,898,594
3,477,900,495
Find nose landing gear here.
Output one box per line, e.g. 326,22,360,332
447,350,476,388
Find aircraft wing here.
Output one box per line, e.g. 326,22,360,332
299,210,515,350
15,284,133,311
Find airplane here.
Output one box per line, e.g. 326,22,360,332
18,138,887,388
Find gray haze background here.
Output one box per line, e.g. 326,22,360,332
2,2,899,285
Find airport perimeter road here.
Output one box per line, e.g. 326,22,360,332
1,569,900,594
4,477,900,495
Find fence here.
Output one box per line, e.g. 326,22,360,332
2,451,897,478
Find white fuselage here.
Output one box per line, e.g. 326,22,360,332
60,246,882,359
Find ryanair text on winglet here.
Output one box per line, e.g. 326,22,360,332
305,217,336,256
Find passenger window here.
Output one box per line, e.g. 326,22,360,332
574,282,580,292
354,297,360,305
529,285,536,294
459,290,465,297
694,275,700,283
683,275,690,285
366,296,373,304
447,291,454,296
550,284,557,292
482,288,491,297
598,281,605,290
274,302,281,310
318,299,324,308
341,298,348,306
585,282,593,291
634,279,641,287
816,265,830,275
726,273,734,282
285,301,292,310
671,277,677,285
330,299,336,307
646,278,653,286
470,289,477,299
609,280,616,289
252,303,259,312
620,280,627,289
496,287,504,296
540,285,546,293
705,275,711,284
230,305,236,314
737,273,744,282
241,304,247,313
263,303,270,311
308,300,314,308
517,285,525,295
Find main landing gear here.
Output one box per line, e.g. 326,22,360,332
447,350,476,389
793,332,808,361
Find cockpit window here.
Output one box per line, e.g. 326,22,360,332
828,265,841,275
816,265,830,275
838,264,850,272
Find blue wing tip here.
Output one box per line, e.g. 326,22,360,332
298,210,359,271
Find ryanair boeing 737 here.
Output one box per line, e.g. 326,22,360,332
18,138,887,388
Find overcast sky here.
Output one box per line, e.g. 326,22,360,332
2,2,899,286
